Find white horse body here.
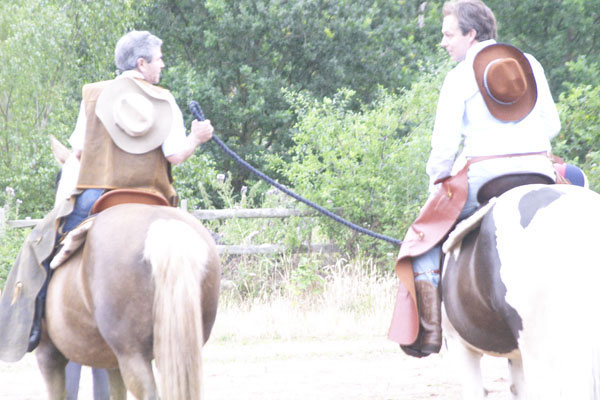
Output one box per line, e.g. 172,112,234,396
442,184,600,399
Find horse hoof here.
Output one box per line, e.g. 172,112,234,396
400,344,431,358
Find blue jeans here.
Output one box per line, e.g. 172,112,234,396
61,189,104,233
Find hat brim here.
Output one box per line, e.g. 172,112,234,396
473,43,537,122
96,77,172,154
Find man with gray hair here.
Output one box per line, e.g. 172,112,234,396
0,30,214,364
388,0,561,357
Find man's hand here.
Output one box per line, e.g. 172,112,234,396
190,119,214,145
166,119,214,165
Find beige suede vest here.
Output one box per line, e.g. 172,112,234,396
76,80,178,206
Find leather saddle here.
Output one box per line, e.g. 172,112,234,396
91,188,170,214
476,172,554,205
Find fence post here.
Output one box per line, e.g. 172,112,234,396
0,206,6,239
180,199,188,212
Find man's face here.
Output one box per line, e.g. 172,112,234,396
139,47,165,84
440,15,475,62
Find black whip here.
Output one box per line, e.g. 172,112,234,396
189,101,402,246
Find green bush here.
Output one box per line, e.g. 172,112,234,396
555,83,600,191
269,66,446,259
0,188,30,289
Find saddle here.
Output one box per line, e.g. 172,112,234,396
389,168,554,345
476,173,554,204
51,189,171,269
90,188,170,214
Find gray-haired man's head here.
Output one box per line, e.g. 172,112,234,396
114,30,163,73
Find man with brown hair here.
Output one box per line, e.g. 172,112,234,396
388,0,561,357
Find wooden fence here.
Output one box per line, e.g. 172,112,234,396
0,205,339,255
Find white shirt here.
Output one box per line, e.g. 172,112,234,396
426,40,561,193
69,70,187,157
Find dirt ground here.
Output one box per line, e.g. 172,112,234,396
0,338,511,399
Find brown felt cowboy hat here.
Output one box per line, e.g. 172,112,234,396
473,43,537,122
96,77,172,154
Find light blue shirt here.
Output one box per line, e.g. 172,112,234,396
426,40,561,194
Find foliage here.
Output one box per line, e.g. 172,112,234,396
0,227,29,291
270,65,445,258
200,170,319,251
144,0,439,191
554,83,600,191
0,0,73,217
0,0,146,217
0,188,29,289
171,150,222,210
484,0,600,98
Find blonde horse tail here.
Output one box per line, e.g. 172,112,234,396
144,218,208,400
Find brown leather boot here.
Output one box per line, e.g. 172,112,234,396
415,280,442,354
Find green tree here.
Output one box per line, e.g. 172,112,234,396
479,0,600,98
143,0,439,198
0,0,146,216
554,82,600,191
0,1,74,216
269,64,446,257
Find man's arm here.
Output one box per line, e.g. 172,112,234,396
166,119,214,165
426,70,465,194
528,56,561,140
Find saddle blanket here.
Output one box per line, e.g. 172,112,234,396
50,217,95,269
443,198,497,254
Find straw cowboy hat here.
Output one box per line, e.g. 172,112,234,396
96,77,172,154
473,43,537,122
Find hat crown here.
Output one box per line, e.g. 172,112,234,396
484,58,527,105
473,43,537,122
113,93,155,137
95,77,173,154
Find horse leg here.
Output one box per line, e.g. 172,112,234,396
445,336,486,399
35,331,69,400
115,354,158,400
65,361,82,399
443,308,486,399
106,368,127,400
507,357,526,400
91,367,110,400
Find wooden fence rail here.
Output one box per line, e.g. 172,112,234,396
0,205,339,255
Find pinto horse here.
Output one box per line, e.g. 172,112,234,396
36,138,221,399
441,183,600,399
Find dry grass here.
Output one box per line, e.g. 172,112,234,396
213,254,397,343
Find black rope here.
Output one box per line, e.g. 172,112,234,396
189,101,402,246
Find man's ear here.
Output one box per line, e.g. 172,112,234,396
136,57,146,71
467,28,477,43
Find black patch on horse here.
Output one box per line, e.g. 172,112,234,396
519,187,563,228
443,211,523,354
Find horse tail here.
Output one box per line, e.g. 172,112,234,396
144,218,208,400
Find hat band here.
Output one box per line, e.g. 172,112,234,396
482,59,518,106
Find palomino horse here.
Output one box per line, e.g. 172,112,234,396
441,183,600,399
37,139,221,399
